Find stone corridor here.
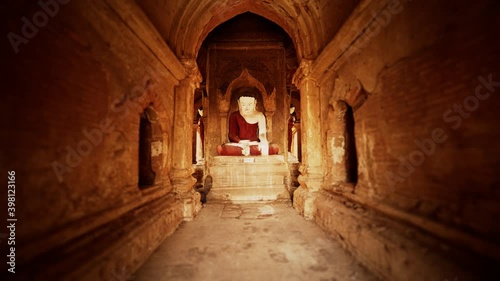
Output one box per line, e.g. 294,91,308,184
134,203,378,281
3,0,499,280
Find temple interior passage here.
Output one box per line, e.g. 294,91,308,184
2,0,500,280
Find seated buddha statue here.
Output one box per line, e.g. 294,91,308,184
217,92,279,156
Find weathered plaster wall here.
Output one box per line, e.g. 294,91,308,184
315,0,500,280
2,0,186,279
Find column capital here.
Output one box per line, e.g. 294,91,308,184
292,59,317,88
180,58,202,88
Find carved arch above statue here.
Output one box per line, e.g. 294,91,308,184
217,69,276,114
225,69,266,96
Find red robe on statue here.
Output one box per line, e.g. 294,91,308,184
218,111,279,156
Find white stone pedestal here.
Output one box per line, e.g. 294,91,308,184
207,155,290,202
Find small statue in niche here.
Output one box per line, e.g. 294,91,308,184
217,91,279,156
288,104,297,152
197,106,204,152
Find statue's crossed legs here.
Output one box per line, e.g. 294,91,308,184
217,141,279,156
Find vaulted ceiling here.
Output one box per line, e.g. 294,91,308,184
135,0,360,61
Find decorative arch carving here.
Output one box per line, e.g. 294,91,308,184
224,69,267,103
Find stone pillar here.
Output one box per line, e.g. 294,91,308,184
292,59,324,219
263,88,276,141
170,59,202,220
264,111,274,141
326,100,347,183
217,89,231,142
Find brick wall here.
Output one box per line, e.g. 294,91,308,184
2,0,183,279
317,0,500,279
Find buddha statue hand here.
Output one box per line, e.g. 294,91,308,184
240,140,251,156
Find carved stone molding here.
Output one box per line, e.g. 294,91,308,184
223,69,272,112
263,87,276,112
345,79,368,111
292,59,316,88
180,58,202,88
332,100,348,122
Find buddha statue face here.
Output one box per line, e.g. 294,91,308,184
238,96,257,117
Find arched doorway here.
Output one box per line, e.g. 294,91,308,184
193,12,301,201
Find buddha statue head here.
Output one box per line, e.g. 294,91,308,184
237,91,258,117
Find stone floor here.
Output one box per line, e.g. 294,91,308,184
134,203,379,281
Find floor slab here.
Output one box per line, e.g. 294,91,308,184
134,203,379,281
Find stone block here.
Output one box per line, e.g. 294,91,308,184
207,155,290,202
